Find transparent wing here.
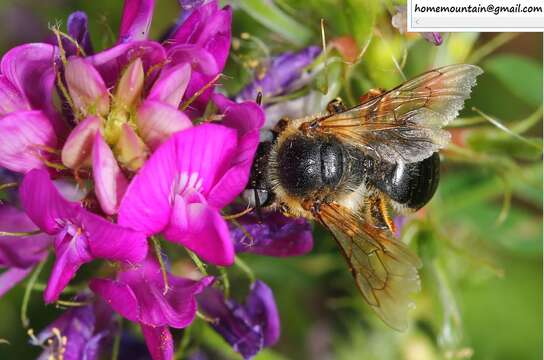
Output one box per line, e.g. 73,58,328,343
316,202,421,330
315,64,483,163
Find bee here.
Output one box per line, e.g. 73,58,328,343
245,64,483,330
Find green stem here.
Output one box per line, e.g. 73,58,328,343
196,311,217,324
111,318,123,360
56,300,90,307
218,267,230,298
234,256,255,284
186,249,208,275
21,254,49,328
151,237,170,295
0,182,17,192
467,33,518,64
0,230,42,237
174,325,192,360
31,283,79,293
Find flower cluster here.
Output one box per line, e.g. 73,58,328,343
0,0,445,358
0,1,315,359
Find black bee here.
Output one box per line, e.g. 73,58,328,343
244,64,483,330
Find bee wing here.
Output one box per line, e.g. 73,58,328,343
316,202,422,330
316,64,483,163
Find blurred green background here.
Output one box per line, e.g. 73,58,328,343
0,0,541,359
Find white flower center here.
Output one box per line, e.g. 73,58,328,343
172,171,204,199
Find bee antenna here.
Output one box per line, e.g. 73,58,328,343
320,18,330,93
255,91,263,106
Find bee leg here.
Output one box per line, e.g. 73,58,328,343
255,91,263,106
327,97,346,114
359,88,385,103
253,188,263,223
366,194,396,235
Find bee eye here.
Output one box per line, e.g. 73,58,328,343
243,189,270,208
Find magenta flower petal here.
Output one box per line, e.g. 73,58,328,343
45,228,93,302
65,57,110,117
167,45,219,77
0,43,66,136
147,63,191,107
19,170,80,234
166,44,220,115
170,0,232,70
207,95,264,209
61,115,100,169
0,110,57,173
141,325,174,360
164,194,234,265
82,211,147,262
212,93,265,135
89,41,166,87
117,257,212,327
0,267,32,297
20,169,147,302
118,124,237,236
0,75,30,115
91,255,213,329
66,11,94,55
89,279,140,322
119,0,155,43
136,100,192,150
92,132,129,215
0,206,51,268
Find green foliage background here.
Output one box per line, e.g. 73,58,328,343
0,0,541,359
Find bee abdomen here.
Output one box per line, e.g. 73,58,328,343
371,153,440,210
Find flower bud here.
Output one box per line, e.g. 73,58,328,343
65,57,110,117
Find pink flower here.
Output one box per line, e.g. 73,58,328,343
118,123,261,266
0,44,64,173
0,205,52,298
19,169,148,303
0,0,233,217
90,254,213,360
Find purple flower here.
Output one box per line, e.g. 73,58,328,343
19,169,148,303
231,210,313,257
198,280,280,359
0,205,52,297
118,123,261,266
237,46,321,101
33,295,114,360
66,11,94,55
90,254,214,360
391,6,443,46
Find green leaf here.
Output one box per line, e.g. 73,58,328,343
238,0,312,46
466,131,543,161
344,0,378,45
483,55,543,107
